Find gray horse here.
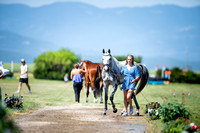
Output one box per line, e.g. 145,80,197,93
101,49,149,115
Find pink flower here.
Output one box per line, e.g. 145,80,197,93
182,93,185,96
188,92,190,96
173,93,175,96
192,126,195,129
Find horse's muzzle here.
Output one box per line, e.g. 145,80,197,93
103,65,109,72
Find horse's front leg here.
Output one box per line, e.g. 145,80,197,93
103,84,108,115
110,83,118,113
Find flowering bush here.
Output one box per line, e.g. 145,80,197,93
187,123,199,132
145,102,161,120
4,94,23,109
160,102,190,122
163,117,199,133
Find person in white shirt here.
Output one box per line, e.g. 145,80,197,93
16,59,31,94
64,73,69,84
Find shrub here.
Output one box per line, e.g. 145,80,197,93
0,105,20,133
145,102,161,120
4,94,23,109
170,67,200,83
34,48,80,80
160,102,190,123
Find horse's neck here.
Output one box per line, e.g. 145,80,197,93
111,57,122,73
111,58,138,73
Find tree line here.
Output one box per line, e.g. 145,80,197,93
33,49,142,80
34,48,199,84
156,67,200,84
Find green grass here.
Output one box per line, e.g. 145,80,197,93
0,77,200,132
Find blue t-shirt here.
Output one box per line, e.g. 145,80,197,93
120,65,140,90
72,73,82,83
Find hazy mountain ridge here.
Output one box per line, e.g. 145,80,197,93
0,2,199,70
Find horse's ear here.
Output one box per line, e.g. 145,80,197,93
102,49,105,54
108,49,111,54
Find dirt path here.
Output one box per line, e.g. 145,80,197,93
15,105,148,133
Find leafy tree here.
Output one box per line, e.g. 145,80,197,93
114,55,142,63
171,67,185,83
156,69,162,77
170,67,200,83
33,48,80,80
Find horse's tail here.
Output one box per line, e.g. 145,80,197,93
95,65,101,96
135,64,149,95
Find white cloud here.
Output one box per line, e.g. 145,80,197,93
22,41,31,45
177,25,195,32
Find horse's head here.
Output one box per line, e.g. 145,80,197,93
102,49,112,72
80,59,93,70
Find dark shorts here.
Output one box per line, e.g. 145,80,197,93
19,78,28,83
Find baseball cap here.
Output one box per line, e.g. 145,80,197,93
21,59,25,62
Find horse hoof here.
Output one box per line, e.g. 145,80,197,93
113,108,117,113
102,112,106,115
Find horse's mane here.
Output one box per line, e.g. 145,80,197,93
84,60,93,63
111,56,123,74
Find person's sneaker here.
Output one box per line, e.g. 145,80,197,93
129,106,133,115
135,109,140,116
15,90,20,94
121,109,125,115
122,111,128,116
29,91,32,94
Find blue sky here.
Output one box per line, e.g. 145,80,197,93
0,0,200,8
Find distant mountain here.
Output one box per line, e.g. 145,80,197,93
0,2,200,70
0,31,55,63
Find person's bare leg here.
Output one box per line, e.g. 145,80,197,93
127,89,134,114
26,83,31,93
26,83,31,91
17,82,22,93
123,90,128,112
127,89,133,107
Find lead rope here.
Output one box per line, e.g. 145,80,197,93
140,91,149,103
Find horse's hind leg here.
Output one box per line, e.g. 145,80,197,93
100,81,103,103
132,92,140,109
91,80,98,103
86,83,90,103
110,84,118,113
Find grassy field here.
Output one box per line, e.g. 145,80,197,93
0,75,200,132
2,63,34,73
